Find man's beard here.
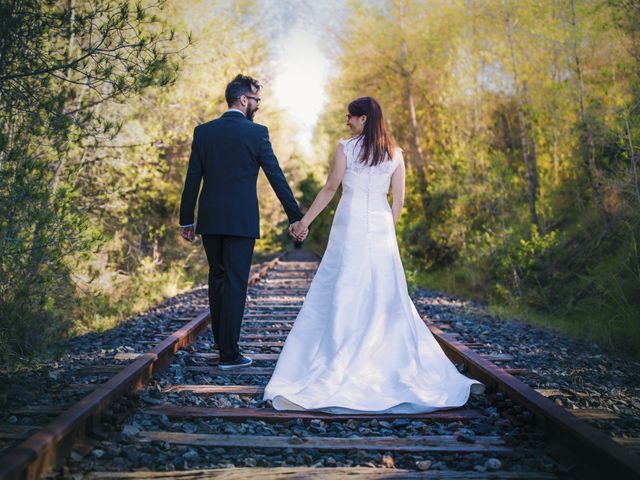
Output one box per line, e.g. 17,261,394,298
246,105,257,121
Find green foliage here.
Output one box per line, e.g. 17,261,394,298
64,0,298,350
74,254,206,335
3,0,640,364
0,0,186,362
313,0,640,357
0,0,311,366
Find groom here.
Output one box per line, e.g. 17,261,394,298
179,74,308,369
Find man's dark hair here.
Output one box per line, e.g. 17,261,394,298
225,74,261,107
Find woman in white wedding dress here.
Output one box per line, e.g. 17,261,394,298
262,97,485,414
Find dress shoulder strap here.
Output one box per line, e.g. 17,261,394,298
390,147,403,171
339,137,359,169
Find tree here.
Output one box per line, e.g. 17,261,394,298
0,0,186,359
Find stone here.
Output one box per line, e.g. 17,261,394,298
70,451,84,462
454,431,476,443
122,424,140,437
183,450,199,462
182,423,198,433
381,454,395,468
92,449,105,459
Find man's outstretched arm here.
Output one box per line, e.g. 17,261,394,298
256,125,303,223
179,127,203,239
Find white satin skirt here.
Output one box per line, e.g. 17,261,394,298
262,187,485,414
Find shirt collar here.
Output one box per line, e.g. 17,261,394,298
226,108,245,117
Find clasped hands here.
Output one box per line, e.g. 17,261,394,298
181,222,307,242
288,220,309,242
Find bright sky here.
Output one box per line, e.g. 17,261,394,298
272,25,331,152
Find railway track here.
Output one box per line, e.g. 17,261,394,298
1,250,639,479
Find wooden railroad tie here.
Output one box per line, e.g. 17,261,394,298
83,467,560,479
144,405,483,422
136,431,512,453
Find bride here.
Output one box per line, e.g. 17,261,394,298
262,96,485,414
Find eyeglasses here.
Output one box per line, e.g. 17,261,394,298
244,94,261,104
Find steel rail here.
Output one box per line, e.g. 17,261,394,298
3,251,638,479
429,324,640,480
0,256,281,480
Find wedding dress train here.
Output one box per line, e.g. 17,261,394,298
262,137,485,414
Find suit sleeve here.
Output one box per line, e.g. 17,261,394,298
179,127,203,226
256,126,303,223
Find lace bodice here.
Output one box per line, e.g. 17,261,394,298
338,137,401,198
339,137,400,176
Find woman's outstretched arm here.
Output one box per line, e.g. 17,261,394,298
391,149,405,225
292,143,347,236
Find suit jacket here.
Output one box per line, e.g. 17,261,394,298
179,111,303,238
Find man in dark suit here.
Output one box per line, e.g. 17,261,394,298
179,74,308,369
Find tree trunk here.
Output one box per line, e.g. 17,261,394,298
626,117,640,203
395,0,430,215
552,133,560,186
404,61,430,211
504,0,539,227
470,0,481,180
570,0,607,222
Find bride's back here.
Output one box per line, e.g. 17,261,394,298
339,137,400,196
334,137,401,234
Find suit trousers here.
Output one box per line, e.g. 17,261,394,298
201,234,255,362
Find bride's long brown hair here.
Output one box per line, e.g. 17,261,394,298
348,96,395,167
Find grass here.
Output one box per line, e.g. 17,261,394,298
1,247,287,374
413,267,640,360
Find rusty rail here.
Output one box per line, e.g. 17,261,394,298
2,251,639,479
429,324,640,479
0,255,281,480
